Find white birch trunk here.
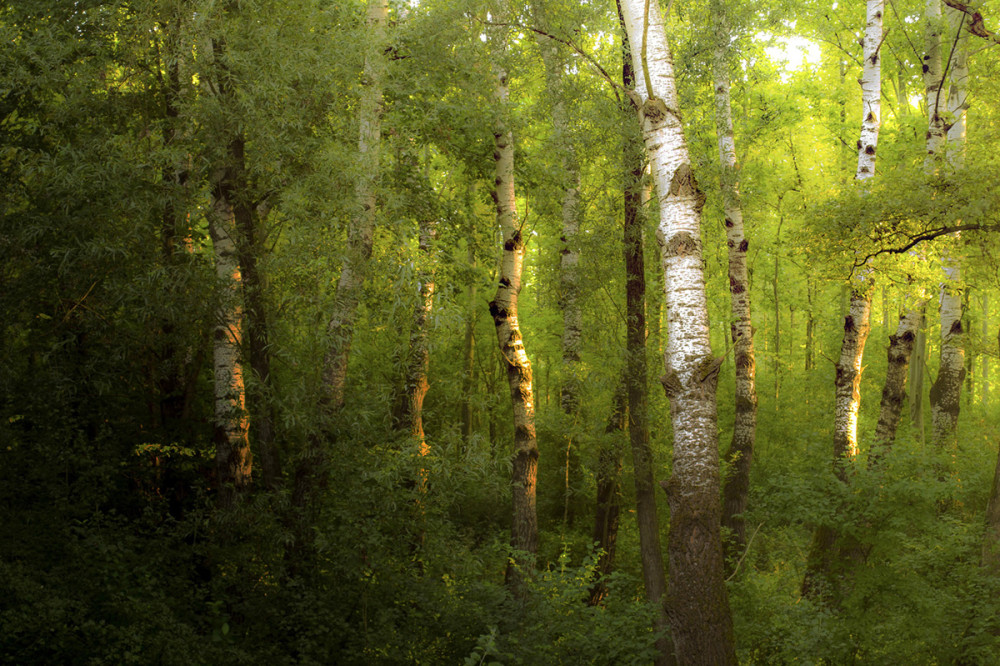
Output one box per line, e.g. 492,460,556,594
930,4,968,449
489,62,539,589
620,0,736,661
208,189,251,502
322,0,389,410
870,306,923,467
924,0,948,169
710,0,757,560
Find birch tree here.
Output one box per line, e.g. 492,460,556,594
710,0,758,560
489,43,539,590
929,2,968,449
619,0,736,660
322,0,390,411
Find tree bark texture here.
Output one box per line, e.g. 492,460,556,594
209,163,251,505
489,65,539,589
461,245,478,449
929,4,968,450
617,6,672,662
856,0,883,180
620,0,737,662
322,0,388,411
710,0,758,564
924,0,948,170
834,293,873,478
588,376,627,606
910,311,928,444
229,138,281,491
930,268,965,449
870,307,922,467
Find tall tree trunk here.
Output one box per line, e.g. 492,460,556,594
983,294,990,404
710,0,758,565
802,0,882,599
617,6,672,662
229,139,281,491
321,0,389,411
806,279,815,371
870,306,922,467
490,62,539,591
930,4,968,450
620,1,737,662
537,32,583,527
209,161,251,506
588,375,627,606
394,214,436,471
461,244,478,450
910,310,928,444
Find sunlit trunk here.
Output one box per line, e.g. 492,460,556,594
209,167,251,505
620,0,736,661
711,0,758,564
490,61,539,591
322,0,389,411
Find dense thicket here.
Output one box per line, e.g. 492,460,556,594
4,0,1000,663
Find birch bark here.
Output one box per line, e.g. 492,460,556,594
710,0,758,563
620,0,736,660
209,166,251,505
930,4,968,449
489,62,539,590
322,0,389,411
870,306,922,467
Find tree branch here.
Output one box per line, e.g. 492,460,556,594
941,0,1000,44
851,223,1000,272
479,20,624,106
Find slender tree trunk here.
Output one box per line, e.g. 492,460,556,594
711,0,758,565
930,4,967,450
983,294,990,404
209,162,251,506
490,61,539,591
461,244,478,450
394,213,436,474
910,310,928,444
588,375,627,606
806,279,815,371
321,0,389,411
229,141,281,491
537,32,583,527
617,7,672,662
621,1,736,661
870,307,922,467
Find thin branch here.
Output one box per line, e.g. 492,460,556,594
851,223,1000,271
726,522,764,582
935,12,966,119
941,0,1000,44
480,20,623,105
888,0,924,63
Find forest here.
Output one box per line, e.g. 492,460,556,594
4,0,1000,663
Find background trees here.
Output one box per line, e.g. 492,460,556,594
4,0,1000,663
